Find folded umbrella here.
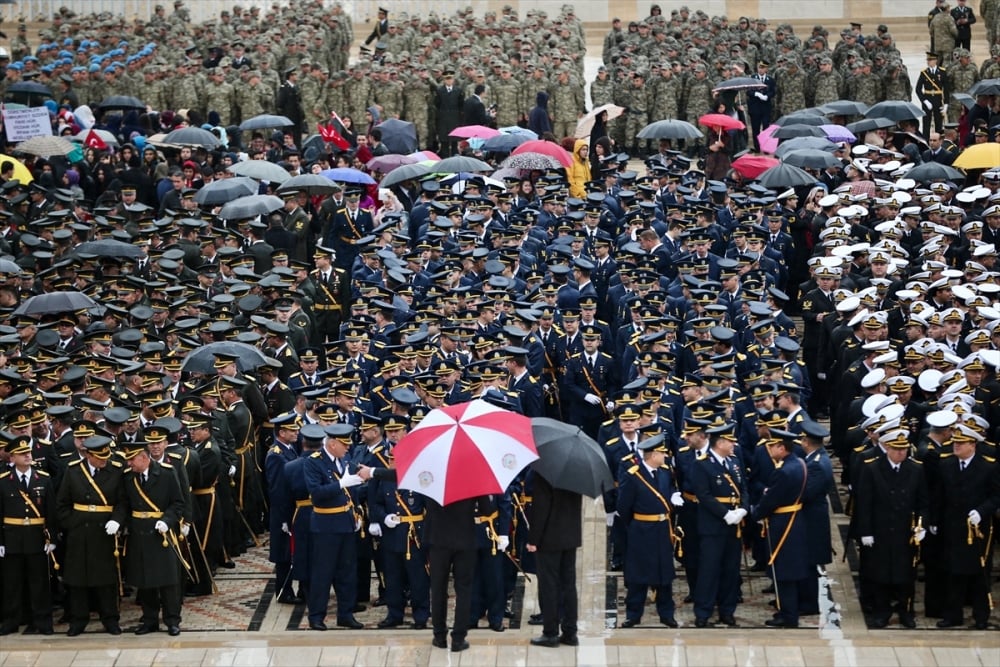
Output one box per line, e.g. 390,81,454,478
712,77,767,93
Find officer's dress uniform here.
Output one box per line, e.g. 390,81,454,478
0,465,56,634
370,475,430,627
265,439,299,601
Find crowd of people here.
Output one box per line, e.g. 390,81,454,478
0,0,998,650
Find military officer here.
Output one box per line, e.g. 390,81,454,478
561,324,619,438
120,441,186,636
265,412,302,603
915,52,949,138
0,435,56,636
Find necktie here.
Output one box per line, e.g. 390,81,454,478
960,460,967,472
141,473,148,486
20,474,29,492
588,356,596,370
650,468,657,480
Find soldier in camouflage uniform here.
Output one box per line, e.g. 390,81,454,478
204,68,236,126
682,63,714,125
882,59,913,102
170,61,202,112
324,73,348,120
344,68,373,126
300,65,327,128
375,67,404,120
984,0,1000,45
846,60,883,108
930,6,958,65
548,69,583,140
775,59,808,117
621,70,652,154
809,57,843,107
10,23,30,62
947,48,979,123
651,65,681,121
402,68,433,147
492,65,522,128
237,71,273,122
982,45,1000,79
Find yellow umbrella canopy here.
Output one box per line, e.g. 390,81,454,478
0,155,34,183
952,143,1000,170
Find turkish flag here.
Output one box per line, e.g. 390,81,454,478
84,129,108,151
318,123,350,151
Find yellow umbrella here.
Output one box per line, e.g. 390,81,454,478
0,155,34,183
952,143,1000,170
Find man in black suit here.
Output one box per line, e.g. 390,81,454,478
526,474,581,647
435,70,464,157
424,496,478,652
921,132,956,165
462,84,491,127
747,60,777,151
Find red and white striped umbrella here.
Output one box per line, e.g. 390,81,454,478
393,400,538,505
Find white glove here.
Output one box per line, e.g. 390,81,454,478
0,546,5,557
496,535,510,552
914,528,926,543
105,520,120,535
861,536,874,547
180,524,190,538
723,510,741,525
368,523,382,537
154,520,169,534
339,473,364,489
923,99,932,110
604,401,615,412
929,526,938,535
755,92,767,101
968,510,981,526
606,512,617,527
384,513,400,528
228,465,236,477
281,522,290,534
734,508,748,521
584,393,602,405
817,373,827,380
670,491,685,507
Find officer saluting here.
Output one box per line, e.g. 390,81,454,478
0,435,57,636
616,433,681,628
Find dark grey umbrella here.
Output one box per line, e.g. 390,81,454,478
74,239,146,259
14,291,97,316
774,112,827,127
163,127,222,149
774,137,838,158
906,162,966,183
781,149,841,169
712,76,767,93
181,342,269,374
819,100,870,116
278,173,342,195
865,101,925,121
194,177,259,205
5,81,53,106
433,155,493,173
529,418,614,498
847,117,896,134
376,119,418,154
228,160,291,183
636,119,703,140
757,163,818,189
380,162,433,188
97,95,146,111
482,133,533,153
968,78,1000,96
238,114,294,131
218,194,284,220
773,124,827,139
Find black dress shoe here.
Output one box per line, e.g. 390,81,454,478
411,621,427,630
620,618,640,628
39,628,54,636
974,621,988,630
899,615,916,629
764,619,798,628
308,622,328,631
377,617,404,628
660,616,678,628
869,618,888,629
167,625,181,636
528,613,543,625
21,625,37,635
559,634,579,646
276,594,299,605
134,624,159,635
337,616,363,629
451,639,469,652
488,622,505,632
936,619,962,628
0,626,18,636
694,618,709,628
66,625,85,637
530,634,560,648
719,615,737,627
106,624,122,635
432,637,447,649
219,561,236,569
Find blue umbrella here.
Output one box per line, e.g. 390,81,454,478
482,133,533,153
375,118,418,154
498,126,537,138
320,168,376,185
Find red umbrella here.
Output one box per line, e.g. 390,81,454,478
449,124,501,139
731,154,779,179
511,139,572,167
393,400,538,505
698,113,746,131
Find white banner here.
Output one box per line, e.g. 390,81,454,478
3,107,52,143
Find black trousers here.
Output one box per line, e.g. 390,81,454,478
870,579,915,623
1,552,52,631
67,585,118,629
944,570,990,625
535,549,578,638
429,545,475,642
137,585,182,627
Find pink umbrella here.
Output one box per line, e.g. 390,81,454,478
698,113,745,131
366,154,417,173
449,124,501,139
757,124,780,154
409,150,440,161
393,399,538,505
511,139,572,167
821,124,856,143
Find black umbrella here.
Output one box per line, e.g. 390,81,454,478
847,117,896,134
781,149,841,169
194,177,259,205
97,95,146,111
906,162,966,183
238,114,294,131
218,194,284,220
774,137,838,158
434,155,493,173
712,76,767,93
818,100,870,116
636,119,703,140
774,112,826,127
773,124,827,139
74,239,146,259
482,133,532,153
4,81,54,107
529,418,613,498
181,342,269,374
968,78,1000,96
865,101,925,121
375,119,418,154
757,163,818,189
14,291,97,316
162,127,222,149
278,173,342,195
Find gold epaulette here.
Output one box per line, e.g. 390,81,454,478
310,451,322,458
68,459,81,466
110,460,123,467
161,462,174,468
37,470,49,476
271,446,282,454
627,465,639,475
